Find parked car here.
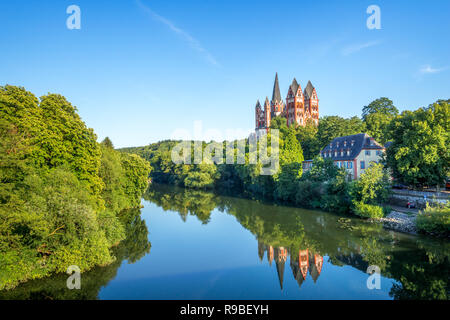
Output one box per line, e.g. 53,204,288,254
446,178,450,191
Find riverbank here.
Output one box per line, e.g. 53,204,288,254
380,211,418,235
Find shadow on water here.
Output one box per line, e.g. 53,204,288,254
1,183,449,300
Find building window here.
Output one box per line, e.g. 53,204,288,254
347,150,350,156
376,150,382,156
344,141,347,147
360,161,365,169
348,161,353,169
365,150,371,156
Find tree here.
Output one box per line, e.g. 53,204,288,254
349,162,390,219
362,98,399,144
295,120,320,160
274,129,304,201
385,100,449,188
101,137,114,149
350,162,391,205
362,97,399,120
184,163,218,189
302,156,339,182
0,86,152,289
269,116,289,136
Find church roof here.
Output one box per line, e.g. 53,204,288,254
275,259,285,290
304,80,315,99
289,78,299,96
255,100,261,109
271,73,282,103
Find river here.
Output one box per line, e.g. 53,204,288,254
1,183,448,300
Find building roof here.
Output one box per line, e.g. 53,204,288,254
320,133,384,161
289,78,299,96
271,73,282,104
255,100,261,109
304,80,315,99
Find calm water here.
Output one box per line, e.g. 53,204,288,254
1,184,449,300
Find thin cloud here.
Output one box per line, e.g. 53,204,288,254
341,40,382,56
419,64,447,74
136,0,219,66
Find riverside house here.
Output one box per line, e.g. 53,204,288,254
303,133,385,180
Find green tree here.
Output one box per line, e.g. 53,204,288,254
362,98,399,144
274,129,304,201
385,100,449,187
0,86,151,289
295,120,320,160
350,162,391,205
101,137,114,149
362,97,399,120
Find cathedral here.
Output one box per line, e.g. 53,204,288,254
255,73,319,131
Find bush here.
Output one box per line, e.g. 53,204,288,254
352,201,384,219
350,163,391,205
295,180,322,208
416,203,450,237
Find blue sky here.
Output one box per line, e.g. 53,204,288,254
1,0,449,147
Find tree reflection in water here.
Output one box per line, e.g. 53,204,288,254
143,184,449,300
0,208,151,300
1,184,448,300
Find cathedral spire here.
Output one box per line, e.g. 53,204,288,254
271,72,282,104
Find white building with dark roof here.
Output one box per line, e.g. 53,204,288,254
303,133,385,180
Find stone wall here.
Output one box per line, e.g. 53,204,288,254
389,189,449,209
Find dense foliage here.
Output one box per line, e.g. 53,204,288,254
362,97,399,144
120,97,447,221
0,86,150,290
416,203,450,237
385,100,449,188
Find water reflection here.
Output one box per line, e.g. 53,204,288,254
1,184,448,300
257,242,323,289
143,184,449,300
0,208,151,300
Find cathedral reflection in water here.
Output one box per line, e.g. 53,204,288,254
258,240,323,290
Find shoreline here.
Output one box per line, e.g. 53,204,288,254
380,210,418,235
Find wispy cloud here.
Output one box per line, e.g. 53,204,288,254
341,40,382,56
419,64,447,74
304,37,343,63
136,0,219,66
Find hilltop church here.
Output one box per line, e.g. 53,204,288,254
255,73,319,132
